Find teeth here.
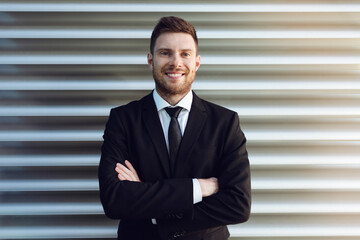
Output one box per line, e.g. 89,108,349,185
167,73,183,77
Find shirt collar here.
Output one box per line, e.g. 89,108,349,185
153,89,193,112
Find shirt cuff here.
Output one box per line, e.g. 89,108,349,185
192,178,203,204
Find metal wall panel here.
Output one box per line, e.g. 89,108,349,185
1,1,360,239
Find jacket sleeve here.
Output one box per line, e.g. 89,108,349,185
98,108,194,220
156,112,251,237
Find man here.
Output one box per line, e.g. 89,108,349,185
98,16,251,240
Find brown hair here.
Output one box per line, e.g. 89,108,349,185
150,16,198,55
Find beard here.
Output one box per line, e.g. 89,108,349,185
152,65,196,97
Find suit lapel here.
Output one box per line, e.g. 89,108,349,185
142,93,171,178
174,92,207,177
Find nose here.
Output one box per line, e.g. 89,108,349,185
169,53,182,68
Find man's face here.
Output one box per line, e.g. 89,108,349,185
147,32,201,97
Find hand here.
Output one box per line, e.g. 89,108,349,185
198,177,219,197
115,160,141,182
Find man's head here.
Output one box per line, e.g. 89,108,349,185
150,16,198,56
148,16,201,103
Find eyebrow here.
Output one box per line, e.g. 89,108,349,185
156,48,194,52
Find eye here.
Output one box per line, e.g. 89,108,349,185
182,52,191,57
160,51,169,56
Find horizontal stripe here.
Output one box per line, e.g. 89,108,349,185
1,3,360,12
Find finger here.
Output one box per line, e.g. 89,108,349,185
116,162,139,182
115,163,125,172
210,177,218,182
117,173,126,181
115,165,129,178
116,163,132,175
115,165,122,174
125,160,140,181
116,167,132,181
124,160,136,173
115,164,123,181
117,163,137,181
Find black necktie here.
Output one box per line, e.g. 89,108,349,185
165,107,183,174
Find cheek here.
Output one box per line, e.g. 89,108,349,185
189,64,197,74
184,61,195,71
154,61,166,71
152,63,161,73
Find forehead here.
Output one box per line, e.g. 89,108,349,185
154,32,197,51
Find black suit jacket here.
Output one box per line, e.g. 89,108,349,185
98,91,251,240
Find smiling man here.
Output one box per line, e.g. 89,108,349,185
99,16,251,240
149,31,200,105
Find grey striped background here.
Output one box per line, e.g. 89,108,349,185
1,1,360,239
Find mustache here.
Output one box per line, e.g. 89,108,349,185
162,67,187,72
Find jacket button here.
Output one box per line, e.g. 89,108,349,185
168,233,176,240
174,232,181,238
175,213,183,219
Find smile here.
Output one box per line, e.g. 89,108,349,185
166,73,185,78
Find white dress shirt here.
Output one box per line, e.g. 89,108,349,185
153,89,203,203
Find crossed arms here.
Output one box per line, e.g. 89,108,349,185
116,160,219,198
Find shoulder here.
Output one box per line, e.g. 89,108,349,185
110,92,153,115
195,93,237,119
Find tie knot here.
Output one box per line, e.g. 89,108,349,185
165,107,183,118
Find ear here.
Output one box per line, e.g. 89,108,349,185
147,52,153,70
195,55,201,71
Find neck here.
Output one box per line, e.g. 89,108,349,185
155,88,190,106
